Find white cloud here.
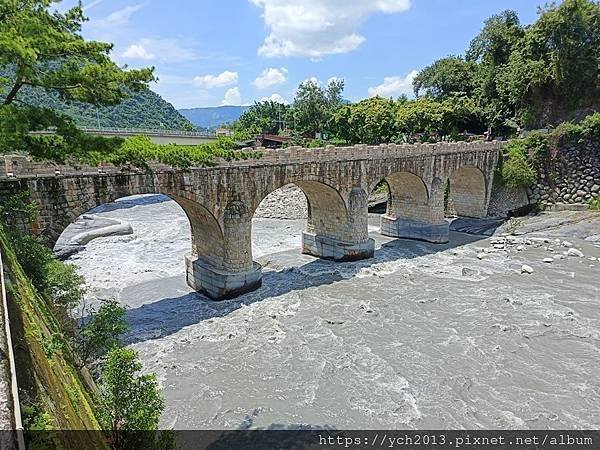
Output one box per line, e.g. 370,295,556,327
250,0,411,58
368,70,418,98
194,71,239,89
122,44,154,60
260,93,289,104
94,4,144,28
119,38,197,63
84,0,105,10
222,87,243,105
252,67,288,89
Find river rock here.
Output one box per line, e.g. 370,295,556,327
521,265,534,274
567,248,584,258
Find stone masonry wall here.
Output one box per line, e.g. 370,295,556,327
529,139,600,206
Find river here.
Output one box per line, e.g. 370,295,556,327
57,194,600,430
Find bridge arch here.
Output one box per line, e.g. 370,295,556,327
372,171,429,221
447,165,487,218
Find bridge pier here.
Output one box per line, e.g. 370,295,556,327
302,233,375,261
380,216,449,243
185,256,262,300
186,200,263,300
380,175,449,244
302,187,375,261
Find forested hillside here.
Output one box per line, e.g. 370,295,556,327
15,85,196,130
0,65,195,130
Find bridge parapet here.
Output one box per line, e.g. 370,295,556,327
1,141,501,179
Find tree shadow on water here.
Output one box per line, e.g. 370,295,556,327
123,230,492,346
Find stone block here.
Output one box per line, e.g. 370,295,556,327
381,215,449,244
185,255,262,300
302,232,374,262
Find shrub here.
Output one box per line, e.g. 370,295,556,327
0,192,38,226
501,140,538,188
8,232,86,310
589,196,600,211
99,347,169,449
580,112,600,141
45,260,86,310
77,299,129,365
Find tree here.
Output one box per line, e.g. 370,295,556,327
0,0,154,160
413,56,479,99
466,10,525,132
235,100,290,138
77,299,129,366
98,347,167,450
497,0,600,126
396,97,449,136
293,78,345,137
331,97,399,144
395,97,483,138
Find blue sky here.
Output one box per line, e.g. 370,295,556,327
60,0,544,109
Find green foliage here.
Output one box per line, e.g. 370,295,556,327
21,404,54,431
496,1,600,126
8,231,86,309
484,111,598,189
501,141,537,188
0,0,155,163
0,191,38,224
293,78,345,137
99,347,167,449
331,97,399,145
78,299,129,365
45,259,86,310
413,56,480,99
589,195,600,211
104,135,260,170
579,112,600,140
0,1,154,106
235,100,290,138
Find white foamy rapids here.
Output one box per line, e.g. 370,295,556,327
57,195,600,430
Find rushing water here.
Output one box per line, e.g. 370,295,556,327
59,195,600,430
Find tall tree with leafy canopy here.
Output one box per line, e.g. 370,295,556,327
293,78,345,137
234,100,291,138
466,9,524,132
497,0,600,126
0,0,155,159
99,347,172,450
413,56,480,99
331,96,400,145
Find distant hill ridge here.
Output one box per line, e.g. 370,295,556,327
179,105,249,129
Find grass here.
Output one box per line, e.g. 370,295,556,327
589,196,600,211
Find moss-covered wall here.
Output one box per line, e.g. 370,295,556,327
0,225,107,449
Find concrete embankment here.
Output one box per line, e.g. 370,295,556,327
0,248,24,449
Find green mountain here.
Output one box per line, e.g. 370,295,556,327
179,105,249,129
3,74,195,130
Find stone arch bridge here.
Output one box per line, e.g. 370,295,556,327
0,142,500,299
